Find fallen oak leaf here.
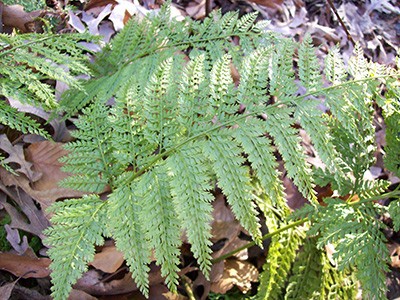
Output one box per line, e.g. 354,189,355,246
89,244,125,273
0,135,40,182
210,259,258,294
0,252,50,278
0,167,85,212
0,187,50,239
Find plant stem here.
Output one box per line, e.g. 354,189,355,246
211,218,308,263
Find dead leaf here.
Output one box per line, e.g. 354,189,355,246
0,166,85,212
389,243,400,268
0,280,17,300
0,188,50,239
5,225,29,254
2,4,43,32
90,245,125,273
0,135,40,182
210,259,258,294
0,252,50,278
25,141,70,191
68,289,98,300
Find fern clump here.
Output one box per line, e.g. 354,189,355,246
43,5,400,300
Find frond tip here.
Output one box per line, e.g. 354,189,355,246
44,195,107,300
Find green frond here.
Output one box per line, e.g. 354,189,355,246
143,57,180,149
44,195,107,300
269,40,297,102
204,131,262,243
384,111,400,177
0,100,50,138
324,46,347,84
238,47,272,106
309,200,389,299
265,107,316,203
258,216,305,299
209,54,235,107
60,102,116,192
233,118,285,209
389,200,400,231
294,101,348,186
137,166,182,291
298,34,322,92
285,238,324,299
107,185,151,297
167,143,214,276
0,33,94,110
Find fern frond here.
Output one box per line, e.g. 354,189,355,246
60,102,116,192
258,216,305,299
0,100,50,138
0,33,94,110
143,57,180,149
389,200,400,231
285,238,324,299
269,40,297,102
107,185,151,296
167,143,214,275
384,111,400,177
44,195,107,300
204,131,262,243
233,118,285,209
309,200,389,299
137,166,182,291
265,107,316,203
298,34,322,92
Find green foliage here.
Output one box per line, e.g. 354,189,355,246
42,6,400,300
0,30,96,144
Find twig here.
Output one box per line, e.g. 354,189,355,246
211,218,308,263
325,0,355,45
205,0,212,17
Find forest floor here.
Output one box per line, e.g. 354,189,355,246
0,0,399,299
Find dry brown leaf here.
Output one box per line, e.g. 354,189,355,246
25,141,70,191
0,188,50,239
0,280,17,300
0,166,85,212
90,245,125,273
163,291,188,300
246,0,283,9
210,259,258,294
68,289,98,300
0,252,50,278
2,4,43,32
389,243,400,269
0,135,40,182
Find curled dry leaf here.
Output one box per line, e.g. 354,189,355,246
0,252,50,278
210,259,258,294
89,245,125,273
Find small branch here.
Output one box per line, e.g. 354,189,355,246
205,0,212,17
181,275,196,300
325,0,355,45
211,218,308,263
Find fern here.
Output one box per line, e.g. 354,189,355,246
43,195,107,300
43,5,400,300
0,30,97,156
